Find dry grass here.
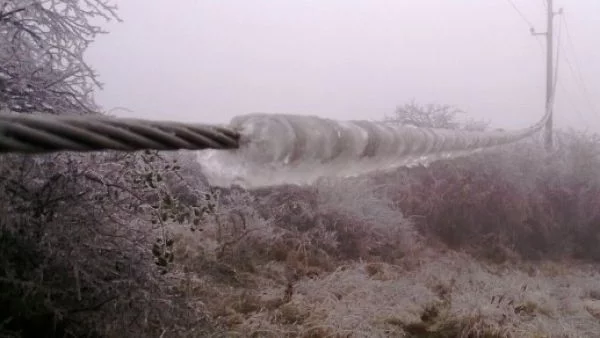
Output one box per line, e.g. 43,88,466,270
171,236,600,337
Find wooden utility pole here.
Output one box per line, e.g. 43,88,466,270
532,0,560,150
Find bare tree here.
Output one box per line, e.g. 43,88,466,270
0,0,119,114
385,100,489,131
0,2,220,336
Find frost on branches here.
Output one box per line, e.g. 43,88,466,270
0,2,217,336
0,0,119,114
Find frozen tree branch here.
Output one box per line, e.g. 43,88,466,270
0,0,120,115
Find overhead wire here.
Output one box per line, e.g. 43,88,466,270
505,0,537,29
554,14,589,125
503,0,547,127
551,13,586,127
0,113,241,153
505,0,590,128
559,13,599,118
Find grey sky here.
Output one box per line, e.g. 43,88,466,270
86,0,600,131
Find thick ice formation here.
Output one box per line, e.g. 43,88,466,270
198,112,548,188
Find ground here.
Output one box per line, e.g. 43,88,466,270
169,223,600,338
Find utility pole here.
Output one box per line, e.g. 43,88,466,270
531,0,561,151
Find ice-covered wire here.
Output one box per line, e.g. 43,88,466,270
200,105,553,188
0,113,240,153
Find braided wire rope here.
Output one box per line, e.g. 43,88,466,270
0,100,551,157
0,113,240,153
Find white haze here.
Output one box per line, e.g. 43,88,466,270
86,0,600,133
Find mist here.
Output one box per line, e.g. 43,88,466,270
5,2,600,336
86,0,600,132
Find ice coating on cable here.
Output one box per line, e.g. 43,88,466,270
197,112,549,188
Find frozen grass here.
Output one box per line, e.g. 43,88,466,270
162,130,600,337
172,232,600,338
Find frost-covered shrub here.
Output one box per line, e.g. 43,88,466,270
378,131,600,262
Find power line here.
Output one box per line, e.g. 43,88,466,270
529,10,588,126
557,79,588,125
503,0,545,60
552,17,589,125
0,113,240,153
533,33,545,51
541,12,596,128
505,0,536,30
561,15,590,96
504,0,557,143
0,112,551,158
549,9,594,130
559,13,599,117
506,1,593,130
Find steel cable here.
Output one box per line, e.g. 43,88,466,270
0,113,240,153
0,101,550,159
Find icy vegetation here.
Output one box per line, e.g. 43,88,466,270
3,1,600,337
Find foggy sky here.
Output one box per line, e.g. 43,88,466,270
86,0,600,132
